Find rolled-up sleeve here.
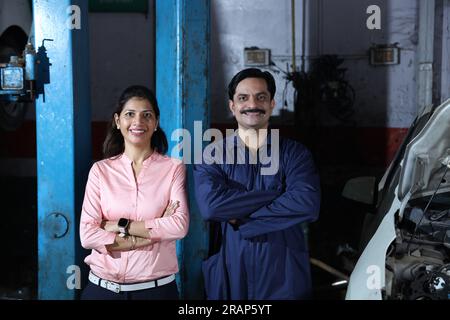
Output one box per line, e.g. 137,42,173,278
79,163,116,254
145,163,190,241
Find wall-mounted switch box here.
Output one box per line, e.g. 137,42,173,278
244,48,270,67
370,45,400,65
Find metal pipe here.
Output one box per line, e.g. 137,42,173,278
416,0,435,114
301,0,306,72
291,0,296,72
310,257,350,281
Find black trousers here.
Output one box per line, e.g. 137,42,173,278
81,280,179,300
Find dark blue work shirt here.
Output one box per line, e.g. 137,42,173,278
193,130,321,300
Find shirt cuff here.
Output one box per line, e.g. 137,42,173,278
97,232,117,254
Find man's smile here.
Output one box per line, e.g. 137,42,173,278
241,108,266,115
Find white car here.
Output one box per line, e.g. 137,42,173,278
344,100,450,300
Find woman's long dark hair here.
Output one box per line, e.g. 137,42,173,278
103,85,168,159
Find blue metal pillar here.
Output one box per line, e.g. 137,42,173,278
156,0,210,299
33,0,91,299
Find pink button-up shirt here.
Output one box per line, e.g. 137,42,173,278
80,152,189,283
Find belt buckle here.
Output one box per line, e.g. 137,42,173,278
104,280,120,293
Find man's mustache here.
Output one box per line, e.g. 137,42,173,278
240,108,266,115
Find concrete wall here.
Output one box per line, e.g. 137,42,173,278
21,0,425,128
88,6,154,121
211,0,420,128
5,0,450,174
211,0,304,122
20,0,418,127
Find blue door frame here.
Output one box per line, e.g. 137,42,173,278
34,0,91,300
156,0,210,299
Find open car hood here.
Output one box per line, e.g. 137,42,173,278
398,99,450,201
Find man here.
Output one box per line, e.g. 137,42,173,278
193,68,320,299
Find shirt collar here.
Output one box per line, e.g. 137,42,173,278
118,151,159,167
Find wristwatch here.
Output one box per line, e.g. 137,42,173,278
118,218,130,237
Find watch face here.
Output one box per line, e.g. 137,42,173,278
118,218,129,228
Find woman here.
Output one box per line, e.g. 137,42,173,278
80,85,189,300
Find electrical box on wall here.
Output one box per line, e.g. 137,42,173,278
244,48,270,67
370,44,400,66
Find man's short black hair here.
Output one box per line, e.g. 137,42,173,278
228,68,276,100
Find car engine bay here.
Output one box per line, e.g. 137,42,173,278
384,201,450,300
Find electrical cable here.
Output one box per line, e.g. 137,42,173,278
406,162,450,253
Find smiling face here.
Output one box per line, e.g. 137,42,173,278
229,77,275,130
114,97,158,150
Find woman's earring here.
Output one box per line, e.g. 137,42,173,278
154,128,157,132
